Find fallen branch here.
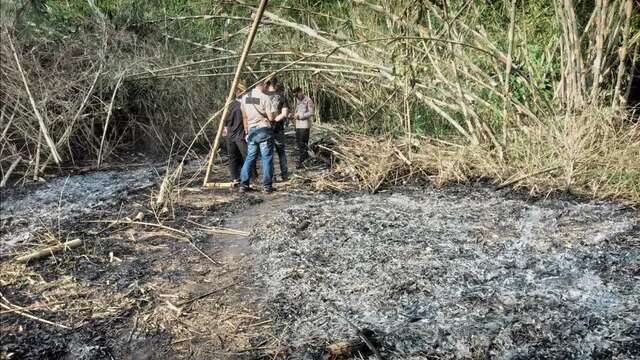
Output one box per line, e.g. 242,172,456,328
15,239,83,264
327,302,383,360
178,281,243,307
185,238,222,266
0,302,71,330
85,219,190,237
185,219,249,236
496,166,561,190
85,219,220,265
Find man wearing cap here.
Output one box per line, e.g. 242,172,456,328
223,84,249,186
239,79,276,193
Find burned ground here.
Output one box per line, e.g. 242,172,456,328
251,187,640,359
1,156,639,359
0,161,286,359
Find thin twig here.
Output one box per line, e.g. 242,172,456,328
0,296,70,330
177,281,243,307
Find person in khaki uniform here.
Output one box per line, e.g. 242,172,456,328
292,87,314,169
239,79,276,193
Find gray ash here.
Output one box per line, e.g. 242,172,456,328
251,187,640,359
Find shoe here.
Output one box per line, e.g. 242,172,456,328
239,185,250,193
281,175,289,182
263,185,274,193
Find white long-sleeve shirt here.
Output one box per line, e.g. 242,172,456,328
294,95,314,129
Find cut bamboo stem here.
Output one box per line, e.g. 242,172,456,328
202,0,270,186
15,239,83,264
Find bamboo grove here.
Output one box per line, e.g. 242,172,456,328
1,1,639,202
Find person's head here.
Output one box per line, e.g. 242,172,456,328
293,86,304,100
255,78,269,92
236,83,246,98
266,77,279,92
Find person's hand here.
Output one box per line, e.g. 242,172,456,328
222,127,228,137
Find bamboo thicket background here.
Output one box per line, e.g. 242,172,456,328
1,0,639,202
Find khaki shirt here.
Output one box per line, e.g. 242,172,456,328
241,89,274,130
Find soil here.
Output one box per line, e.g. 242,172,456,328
1,135,639,359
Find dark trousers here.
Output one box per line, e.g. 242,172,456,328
295,128,310,165
273,130,288,177
226,136,247,181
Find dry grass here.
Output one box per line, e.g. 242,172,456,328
315,109,640,205
496,107,640,202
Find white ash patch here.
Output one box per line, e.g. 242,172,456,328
252,187,639,359
0,168,156,250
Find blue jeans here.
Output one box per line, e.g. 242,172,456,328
240,128,274,187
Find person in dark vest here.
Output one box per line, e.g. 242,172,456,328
292,86,314,169
265,78,289,181
223,84,248,186
239,79,276,193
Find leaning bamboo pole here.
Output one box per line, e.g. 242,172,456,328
202,0,269,186
7,34,61,165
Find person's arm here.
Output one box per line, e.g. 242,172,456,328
242,111,248,135
264,96,275,122
241,102,249,137
298,98,314,120
275,106,289,122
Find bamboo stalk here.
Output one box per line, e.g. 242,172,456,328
202,0,270,186
97,73,124,167
7,34,61,164
15,239,83,264
139,68,379,79
622,43,638,106
39,66,102,173
502,0,517,154
0,155,21,187
612,0,633,107
33,128,41,180
590,0,607,101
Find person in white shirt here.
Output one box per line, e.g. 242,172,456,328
292,86,314,169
